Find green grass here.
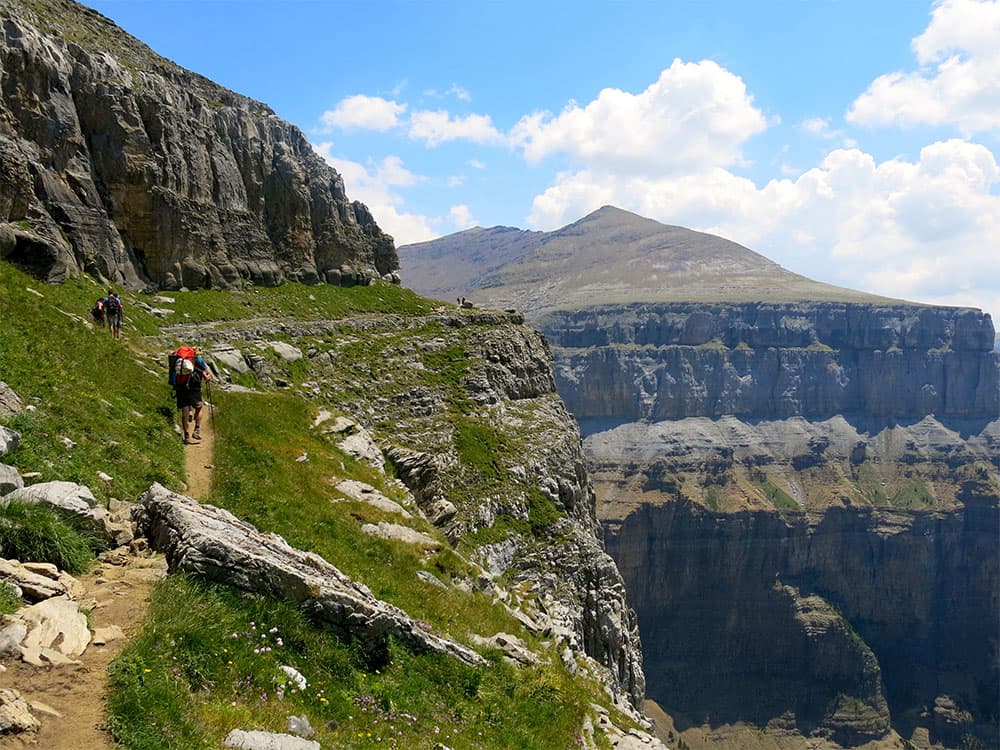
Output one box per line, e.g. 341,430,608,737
0,267,184,502
760,478,799,510
208,390,525,644
107,576,599,750
0,501,100,574
0,580,21,615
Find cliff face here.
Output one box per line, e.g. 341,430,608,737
0,0,396,289
162,309,647,712
543,302,1000,421
607,494,999,747
564,302,1000,747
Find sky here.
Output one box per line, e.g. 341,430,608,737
85,0,1000,323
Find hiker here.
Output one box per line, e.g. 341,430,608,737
104,289,123,339
169,346,212,444
90,297,106,328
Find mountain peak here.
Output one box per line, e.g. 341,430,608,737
400,208,897,316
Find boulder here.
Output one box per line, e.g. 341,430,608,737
2,481,116,541
0,383,23,420
224,729,319,750
0,559,73,602
360,522,440,549
211,345,250,375
0,428,19,457
269,342,303,363
0,465,22,496
0,689,39,735
333,479,410,518
135,483,483,666
18,595,91,658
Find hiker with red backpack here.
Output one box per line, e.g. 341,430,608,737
169,346,212,444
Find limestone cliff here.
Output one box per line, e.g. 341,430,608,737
0,0,396,289
544,301,999,421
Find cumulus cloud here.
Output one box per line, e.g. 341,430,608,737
847,0,1000,134
527,139,1000,317
408,110,505,147
449,204,477,229
510,58,768,175
313,142,436,244
320,95,406,132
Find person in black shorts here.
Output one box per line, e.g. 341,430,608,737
173,357,211,444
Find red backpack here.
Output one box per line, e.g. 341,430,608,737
168,346,199,386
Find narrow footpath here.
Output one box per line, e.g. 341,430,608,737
0,415,216,747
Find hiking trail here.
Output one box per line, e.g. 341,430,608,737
0,555,168,749
183,404,216,500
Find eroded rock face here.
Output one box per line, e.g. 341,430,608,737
607,499,999,747
0,0,397,289
544,302,999,421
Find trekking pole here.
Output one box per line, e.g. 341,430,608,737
206,377,216,431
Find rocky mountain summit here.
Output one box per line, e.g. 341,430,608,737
401,208,1000,749
0,0,397,290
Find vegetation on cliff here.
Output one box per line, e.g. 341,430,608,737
0,261,645,748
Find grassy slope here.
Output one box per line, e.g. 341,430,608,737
0,263,618,749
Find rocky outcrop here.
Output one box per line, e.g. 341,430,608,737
0,0,396,289
160,310,648,712
543,302,999,421
135,482,485,666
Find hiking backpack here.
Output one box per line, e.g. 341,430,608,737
105,295,122,315
168,346,202,387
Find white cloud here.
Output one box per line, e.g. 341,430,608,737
510,58,768,175
449,204,477,229
320,95,406,132
467,159,487,169
312,142,437,245
409,110,505,147
447,175,465,188
847,0,1000,134
527,139,1000,319
447,84,472,102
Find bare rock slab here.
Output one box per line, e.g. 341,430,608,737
136,483,483,667
19,595,91,657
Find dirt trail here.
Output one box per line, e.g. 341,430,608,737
0,401,216,747
0,555,167,749
183,403,216,499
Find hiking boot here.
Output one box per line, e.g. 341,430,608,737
183,432,190,444
192,428,201,441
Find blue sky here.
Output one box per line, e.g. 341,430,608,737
86,0,1000,321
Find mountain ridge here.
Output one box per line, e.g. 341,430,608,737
400,206,911,316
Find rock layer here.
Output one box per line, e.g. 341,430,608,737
0,0,396,289
543,302,999,421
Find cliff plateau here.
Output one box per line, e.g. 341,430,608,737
0,0,397,290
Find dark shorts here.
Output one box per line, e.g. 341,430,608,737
175,387,203,409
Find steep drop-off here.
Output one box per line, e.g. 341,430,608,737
401,207,1000,748
0,0,396,289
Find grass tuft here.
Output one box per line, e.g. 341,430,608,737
0,501,99,573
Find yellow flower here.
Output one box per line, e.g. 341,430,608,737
142,668,151,673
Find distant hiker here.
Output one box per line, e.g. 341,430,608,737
104,289,123,339
90,297,106,328
169,346,212,444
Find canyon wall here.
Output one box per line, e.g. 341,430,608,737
542,301,1000,748
0,0,396,290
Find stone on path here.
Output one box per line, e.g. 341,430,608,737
224,728,320,750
